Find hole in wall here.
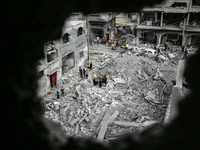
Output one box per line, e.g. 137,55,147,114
36,1,199,142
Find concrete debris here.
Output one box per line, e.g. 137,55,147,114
142,120,158,127
143,90,161,105
158,55,169,61
168,53,176,59
97,110,119,142
43,46,178,141
113,121,140,127
113,78,126,84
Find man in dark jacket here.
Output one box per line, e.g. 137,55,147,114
79,67,82,78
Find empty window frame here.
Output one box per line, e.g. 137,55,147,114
79,51,84,58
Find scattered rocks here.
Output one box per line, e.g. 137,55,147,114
43,48,178,141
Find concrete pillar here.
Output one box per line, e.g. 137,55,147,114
154,12,158,22
160,12,163,27
141,12,144,22
156,34,162,46
136,30,142,45
187,13,190,25
182,18,186,45
137,13,141,25
188,36,192,45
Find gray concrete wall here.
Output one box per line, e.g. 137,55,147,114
37,20,88,96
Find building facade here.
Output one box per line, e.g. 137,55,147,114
68,12,119,41
37,20,88,96
87,13,119,41
136,0,200,47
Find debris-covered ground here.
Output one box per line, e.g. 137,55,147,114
42,46,178,142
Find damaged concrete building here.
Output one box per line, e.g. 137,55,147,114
36,0,200,142
69,12,119,41
136,0,200,48
87,13,118,41
37,20,88,96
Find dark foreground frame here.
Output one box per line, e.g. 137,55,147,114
2,0,200,150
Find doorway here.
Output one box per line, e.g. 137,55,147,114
50,72,57,87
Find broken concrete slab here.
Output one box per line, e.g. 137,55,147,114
113,78,126,84
43,46,177,139
97,111,119,142
122,101,137,108
141,120,158,127
168,53,176,59
97,122,108,142
106,110,119,125
70,118,80,126
108,91,124,96
78,113,87,124
158,55,169,61
75,123,79,134
113,121,140,127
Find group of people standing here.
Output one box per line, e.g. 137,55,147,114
111,39,124,50
79,67,89,79
79,66,107,88
91,73,107,88
96,36,107,45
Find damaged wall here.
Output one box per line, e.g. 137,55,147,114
38,20,88,96
3,0,200,150
137,0,200,46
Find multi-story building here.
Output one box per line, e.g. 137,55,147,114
136,0,200,47
87,13,118,41
37,20,88,96
68,12,119,41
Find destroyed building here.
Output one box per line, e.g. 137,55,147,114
87,13,119,41
136,0,200,48
37,20,88,96
4,0,200,149
68,12,119,41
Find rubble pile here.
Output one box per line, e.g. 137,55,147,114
43,50,177,141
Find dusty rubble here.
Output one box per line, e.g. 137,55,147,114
43,49,178,141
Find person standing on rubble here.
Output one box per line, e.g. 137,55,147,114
83,68,86,78
184,48,188,58
101,39,103,44
91,73,95,86
104,38,107,45
95,74,99,87
108,39,111,46
99,75,103,88
181,45,185,53
126,43,129,50
170,47,173,53
154,45,157,50
61,87,64,97
119,39,122,48
103,75,107,86
90,62,92,69
79,67,82,78
57,91,60,99
86,70,88,78
157,46,160,54
116,39,119,46
164,43,167,51
97,36,99,45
